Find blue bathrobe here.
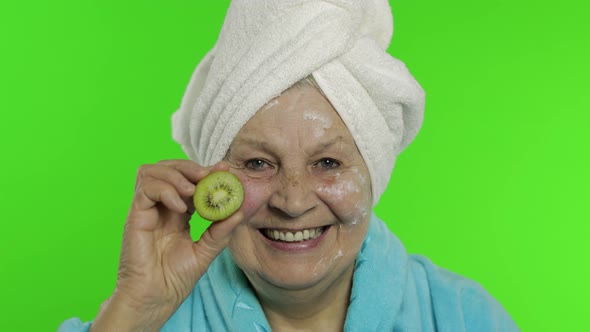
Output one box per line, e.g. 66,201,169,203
59,214,519,331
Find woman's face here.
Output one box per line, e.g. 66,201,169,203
225,85,372,296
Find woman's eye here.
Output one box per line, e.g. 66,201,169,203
315,158,340,170
246,159,269,170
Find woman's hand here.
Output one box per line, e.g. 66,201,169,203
89,160,243,332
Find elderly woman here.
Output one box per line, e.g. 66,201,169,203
60,0,518,331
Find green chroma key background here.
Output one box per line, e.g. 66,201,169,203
1,1,588,330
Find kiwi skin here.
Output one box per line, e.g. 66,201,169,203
193,171,244,221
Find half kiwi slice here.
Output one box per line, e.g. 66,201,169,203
193,171,244,221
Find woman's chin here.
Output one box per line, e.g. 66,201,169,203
249,270,329,296
249,252,355,296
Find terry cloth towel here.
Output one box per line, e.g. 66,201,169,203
58,213,520,331
171,0,426,205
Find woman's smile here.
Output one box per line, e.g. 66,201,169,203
258,224,331,251
261,225,327,243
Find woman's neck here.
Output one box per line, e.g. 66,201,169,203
254,264,354,332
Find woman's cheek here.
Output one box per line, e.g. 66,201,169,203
235,174,271,219
316,172,371,224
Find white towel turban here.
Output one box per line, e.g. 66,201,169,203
171,0,425,206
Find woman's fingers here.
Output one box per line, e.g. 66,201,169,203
136,164,196,196
157,159,211,184
153,159,231,185
130,162,202,213
132,160,232,208
133,178,188,213
128,160,233,230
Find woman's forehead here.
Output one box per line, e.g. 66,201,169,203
234,86,356,147
249,87,348,130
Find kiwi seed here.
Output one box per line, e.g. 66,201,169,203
193,171,244,221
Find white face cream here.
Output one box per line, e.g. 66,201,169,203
303,111,334,138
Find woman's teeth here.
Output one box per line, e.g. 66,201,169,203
264,227,325,242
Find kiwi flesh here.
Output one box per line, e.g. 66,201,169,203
193,171,244,221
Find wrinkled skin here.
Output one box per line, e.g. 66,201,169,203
89,85,372,332
225,85,372,329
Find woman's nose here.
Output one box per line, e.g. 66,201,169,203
268,171,317,218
